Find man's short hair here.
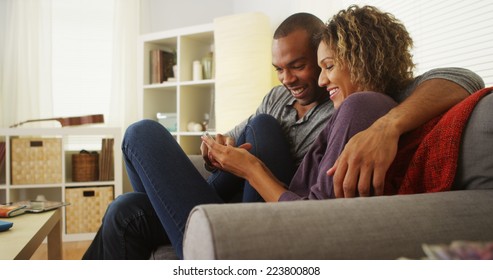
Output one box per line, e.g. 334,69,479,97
274,13,325,49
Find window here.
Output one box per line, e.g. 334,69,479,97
51,0,114,117
341,0,493,86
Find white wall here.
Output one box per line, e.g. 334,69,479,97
141,0,234,33
0,0,6,73
142,0,343,34
233,0,341,28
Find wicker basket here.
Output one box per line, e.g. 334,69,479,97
11,138,62,184
72,152,99,182
65,186,114,234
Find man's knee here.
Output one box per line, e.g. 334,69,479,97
249,114,279,129
103,192,152,225
124,120,161,144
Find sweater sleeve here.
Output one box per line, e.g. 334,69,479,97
278,191,307,201
395,67,485,103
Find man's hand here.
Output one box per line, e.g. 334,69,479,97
201,134,252,176
200,133,236,169
327,118,400,197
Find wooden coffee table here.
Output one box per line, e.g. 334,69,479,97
0,209,62,260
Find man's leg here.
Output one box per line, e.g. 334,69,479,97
122,120,223,259
241,114,296,202
82,192,169,260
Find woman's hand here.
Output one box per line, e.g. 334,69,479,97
200,133,236,170
201,134,253,178
202,134,288,202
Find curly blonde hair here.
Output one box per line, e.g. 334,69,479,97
321,5,415,96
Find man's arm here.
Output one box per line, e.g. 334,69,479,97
329,77,480,198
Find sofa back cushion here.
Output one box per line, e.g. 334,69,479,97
454,91,493,189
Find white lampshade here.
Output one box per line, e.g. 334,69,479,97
213,12,273,133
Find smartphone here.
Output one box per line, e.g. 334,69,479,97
202,131,214,140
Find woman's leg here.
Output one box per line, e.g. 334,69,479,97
122,119,223,259
207,114,295,202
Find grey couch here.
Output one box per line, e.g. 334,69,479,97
154,91,493,260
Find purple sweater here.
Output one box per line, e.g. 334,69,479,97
279,92,398,201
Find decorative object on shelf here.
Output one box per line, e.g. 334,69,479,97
169,65,178,82
187,121,204,132
72,150,99,182
11,138,62,185
9,114,105,128
202,113,210,131
202,50,214,79
150,49,175,84
157,112,177,132
192,60,203,81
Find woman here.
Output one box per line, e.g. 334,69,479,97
204,5,415,200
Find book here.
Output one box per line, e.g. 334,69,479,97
0,204,27,218
150,49,175,84
0,142,5,182
99,138,114,181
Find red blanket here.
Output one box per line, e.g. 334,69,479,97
385,87,492,195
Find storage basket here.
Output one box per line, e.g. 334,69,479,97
11,138,62,184
72,152,99,182
65,186,114,234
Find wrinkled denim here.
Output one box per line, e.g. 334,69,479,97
83,114,295,259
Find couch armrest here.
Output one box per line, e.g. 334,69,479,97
183,190,493,259
188,155,210,179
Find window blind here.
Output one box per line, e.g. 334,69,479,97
341,0,493,86
51,0,114,150
51,0,114,117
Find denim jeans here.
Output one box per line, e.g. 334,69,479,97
83,114,295,259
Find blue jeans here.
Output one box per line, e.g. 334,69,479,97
83,114,295,259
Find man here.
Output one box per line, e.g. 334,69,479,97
83,12,483,259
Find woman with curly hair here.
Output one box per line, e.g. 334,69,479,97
203,5,415,200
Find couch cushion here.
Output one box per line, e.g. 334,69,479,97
149,245,178,260
454,91,493,189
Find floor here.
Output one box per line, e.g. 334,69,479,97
30,240,92,260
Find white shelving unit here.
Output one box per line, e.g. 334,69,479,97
0,127,122,242
138,23,215,155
